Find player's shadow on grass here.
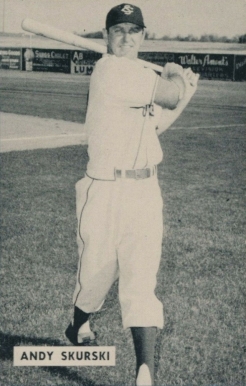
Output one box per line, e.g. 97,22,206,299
0,331,96,386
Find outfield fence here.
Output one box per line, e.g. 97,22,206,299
1,47,245,81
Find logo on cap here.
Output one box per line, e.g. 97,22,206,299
121,4,134,15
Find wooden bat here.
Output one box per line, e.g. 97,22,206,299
21,18,163,73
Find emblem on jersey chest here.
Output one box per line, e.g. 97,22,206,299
121,5,134,15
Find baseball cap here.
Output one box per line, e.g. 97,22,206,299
106,3,146,30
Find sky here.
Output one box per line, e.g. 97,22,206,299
0,0,245,38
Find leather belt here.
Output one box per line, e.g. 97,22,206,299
115,166,156,180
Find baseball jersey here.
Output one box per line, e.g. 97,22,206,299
85,54,163,180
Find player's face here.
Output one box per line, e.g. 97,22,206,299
103,23,145,60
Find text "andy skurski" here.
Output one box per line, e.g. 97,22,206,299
14,346,116,366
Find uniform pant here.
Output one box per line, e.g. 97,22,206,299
73,174,164,329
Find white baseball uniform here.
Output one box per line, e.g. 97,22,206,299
73,54,165,329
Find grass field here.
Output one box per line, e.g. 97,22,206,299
0,72,246,385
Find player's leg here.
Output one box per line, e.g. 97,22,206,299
65,176,95,344
118,176,164,384
74,178,120,311
66,177,119,345
118,176,164,328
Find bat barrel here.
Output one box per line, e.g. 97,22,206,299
21,18,107,54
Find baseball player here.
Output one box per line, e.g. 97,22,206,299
65,4,199,385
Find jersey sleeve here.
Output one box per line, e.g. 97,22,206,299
93,55,158,107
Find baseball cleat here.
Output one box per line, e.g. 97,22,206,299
65,323,97,346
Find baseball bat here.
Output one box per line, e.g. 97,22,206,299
21,18,163,73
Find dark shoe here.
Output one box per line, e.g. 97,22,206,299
65,323,97,346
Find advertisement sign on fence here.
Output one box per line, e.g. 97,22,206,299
176,53,234,80
22,48,71,73
0,48,21,70
138,52,235,80
0,46,241,81
71,51,102,75
234,55,246,81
